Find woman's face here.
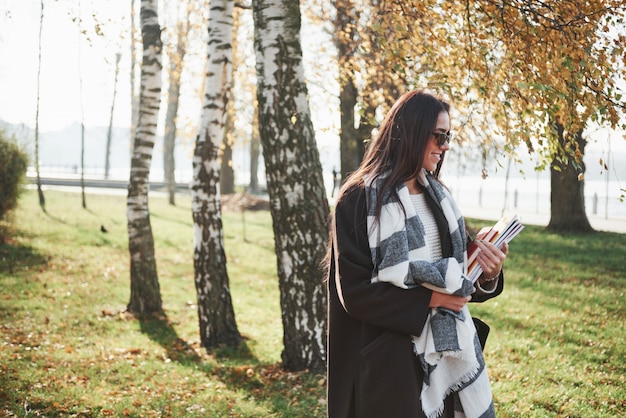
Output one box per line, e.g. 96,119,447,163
421,110,451,172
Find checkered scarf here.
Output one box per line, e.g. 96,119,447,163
365,170,495,418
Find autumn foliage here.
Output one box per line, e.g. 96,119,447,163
334,0,626,164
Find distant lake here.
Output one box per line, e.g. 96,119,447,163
30,163,625,222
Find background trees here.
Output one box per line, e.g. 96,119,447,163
360,0,626,232
0,131,28,223
3,0,625,374
34,0,45,212
105,52,122,180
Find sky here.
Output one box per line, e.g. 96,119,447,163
1,0,135,131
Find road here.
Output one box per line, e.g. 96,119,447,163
27,176,191,193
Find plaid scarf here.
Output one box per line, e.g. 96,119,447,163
365,170,495,418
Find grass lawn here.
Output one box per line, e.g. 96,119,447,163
1,189,625,417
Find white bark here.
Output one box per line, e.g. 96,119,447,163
126,0,163,314
253,0,329,371
191,0,241,349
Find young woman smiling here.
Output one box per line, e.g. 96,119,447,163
326,90,507,418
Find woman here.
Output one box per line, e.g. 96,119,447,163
326,90,507,418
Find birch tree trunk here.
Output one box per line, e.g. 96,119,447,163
130,0,140,147
191,0,241,349
220,102,235,195
105,53,122,180
163,28,186,205
35,0,45,212
127,0,163,315
77,0,86,209
253,0,329,372
248,108,261,194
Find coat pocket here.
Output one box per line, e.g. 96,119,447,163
356,330,423,417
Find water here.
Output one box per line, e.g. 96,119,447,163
446,175,625,220
29,165,626,222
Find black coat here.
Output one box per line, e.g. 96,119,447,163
326,185,503,418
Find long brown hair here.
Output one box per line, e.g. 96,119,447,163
337,90,450,220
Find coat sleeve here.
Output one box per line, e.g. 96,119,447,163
332,186,433,337
471,270,504,302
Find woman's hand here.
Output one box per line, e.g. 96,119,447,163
429,292,471,312
473,237,508,279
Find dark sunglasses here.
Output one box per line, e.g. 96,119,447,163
433,132,452,147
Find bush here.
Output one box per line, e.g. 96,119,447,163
0,131,28,221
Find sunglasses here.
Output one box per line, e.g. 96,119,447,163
433,132,452,147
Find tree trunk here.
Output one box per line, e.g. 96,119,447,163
338,76,366,180
127,0,163,315
130,0,140,148
77,1,87,209
163,28,186,205
333,0,366,180
220,102,235,195
80,120,86,209
253,0,329,372
548,124,593,233
35,0,45,212
220,6,237,196
105,53,122,180
248,103,261,194
333,0,410,181
192,0,241,349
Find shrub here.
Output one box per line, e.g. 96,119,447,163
0,131,28,221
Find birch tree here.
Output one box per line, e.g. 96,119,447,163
105,53,121,180
221,103,235,194
34,0,45,212
191,0,241,349
127,0,163,315
77,0,87,209
130,0,140,146
253,0,329,372
162,0,194,205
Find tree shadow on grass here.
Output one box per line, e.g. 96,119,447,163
150,208,194,229
41,209,69,225
0,238,48,275
136,312,325,415
137,311,262,367
212,359,326,416
137,313,204,364
208,344,326,415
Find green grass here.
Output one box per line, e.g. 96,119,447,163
1,190,323,417
465,220,626,417
1,189,625,417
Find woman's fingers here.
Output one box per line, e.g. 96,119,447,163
475,240,506,277
430,292,471,312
